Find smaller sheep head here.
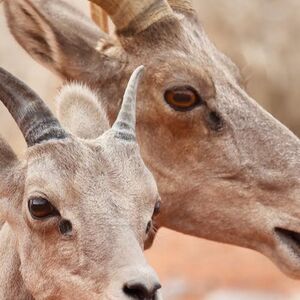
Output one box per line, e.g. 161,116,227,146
0,66,162,300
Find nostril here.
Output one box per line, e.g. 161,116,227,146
123,281,161,299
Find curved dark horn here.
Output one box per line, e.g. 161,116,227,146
0,68,68,146
111,65,144,142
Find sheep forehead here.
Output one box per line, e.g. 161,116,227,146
25,140,158,211
132,16,242,89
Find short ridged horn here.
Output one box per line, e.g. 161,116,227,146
0,68,68,147
112,66,144,142
88,0,174,35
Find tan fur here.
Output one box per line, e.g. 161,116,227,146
4,0,300,279
0,68,162,299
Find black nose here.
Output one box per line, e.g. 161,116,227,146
123,280,161,299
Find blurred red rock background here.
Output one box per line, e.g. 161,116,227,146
0,1,299,299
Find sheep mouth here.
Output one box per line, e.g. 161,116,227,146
275,227,300,252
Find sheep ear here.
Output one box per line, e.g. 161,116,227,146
3,0,125,82
56,83,110,139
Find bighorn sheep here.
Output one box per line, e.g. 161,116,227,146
3,0,300,278
0,66,162,300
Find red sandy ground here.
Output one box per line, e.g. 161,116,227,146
145,229,300,300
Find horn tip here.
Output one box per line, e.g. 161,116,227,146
134,65,145,77
129,65,145,85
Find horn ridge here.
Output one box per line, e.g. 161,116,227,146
0,67,68,146
89,0,174,35
112,65,144,142
168,0,196,14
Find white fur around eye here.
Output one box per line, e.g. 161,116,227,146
56,83,109,139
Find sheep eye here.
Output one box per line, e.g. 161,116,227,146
164,86,202,111
153,200,161,217
28,197,59,220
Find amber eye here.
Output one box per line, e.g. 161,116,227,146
164,86,202,111
153,200,161,217
28,197,59,220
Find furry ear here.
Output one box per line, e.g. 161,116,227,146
3,0,125,82
56,83,109,139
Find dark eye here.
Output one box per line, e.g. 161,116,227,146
28,197,59,220
164,86,202,111
153,200,161,217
